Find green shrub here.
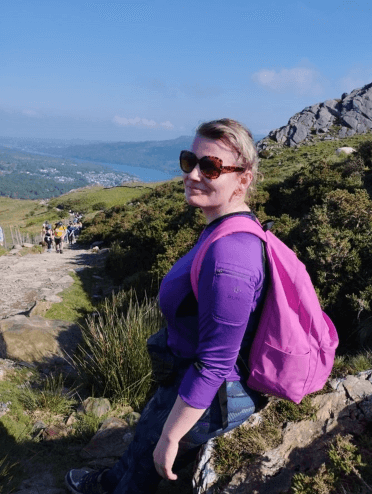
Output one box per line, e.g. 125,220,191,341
92,202,107,211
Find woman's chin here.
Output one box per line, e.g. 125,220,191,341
185,194,204,208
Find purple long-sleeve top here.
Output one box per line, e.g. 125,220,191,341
158,213,266,409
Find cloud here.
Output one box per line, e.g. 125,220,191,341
113,116,173,129
160,120,174,129
252,66,325,96
339,66,372,93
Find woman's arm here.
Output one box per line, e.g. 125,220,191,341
153,395,205,480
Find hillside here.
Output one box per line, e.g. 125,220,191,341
0,147,135,199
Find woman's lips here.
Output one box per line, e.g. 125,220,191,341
186,185,206,193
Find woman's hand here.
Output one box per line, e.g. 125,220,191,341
153,434,179,480
152,395,206,480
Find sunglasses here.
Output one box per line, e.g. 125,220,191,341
179,150,244,179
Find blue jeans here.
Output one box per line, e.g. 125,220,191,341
102,375,259,494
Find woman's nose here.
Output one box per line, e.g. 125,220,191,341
186,164,203,180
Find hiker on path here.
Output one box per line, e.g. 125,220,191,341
53,221,66,254
66,119,266,494
43,225,54,252
0,225,3,247
41,220,51,238
67,221,76,245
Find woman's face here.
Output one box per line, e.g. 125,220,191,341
183,135,250,223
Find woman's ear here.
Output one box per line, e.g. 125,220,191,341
240,170,253,191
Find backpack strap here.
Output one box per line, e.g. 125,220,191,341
190,216,268,428
191,216,268,300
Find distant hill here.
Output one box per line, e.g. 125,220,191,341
37,136,194,175
41,134,266,174
0,147,134,200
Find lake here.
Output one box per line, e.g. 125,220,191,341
103,162,178,182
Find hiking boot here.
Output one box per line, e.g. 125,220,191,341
65,468,111,494
60,250,63,254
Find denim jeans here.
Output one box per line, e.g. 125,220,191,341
102,374,259,494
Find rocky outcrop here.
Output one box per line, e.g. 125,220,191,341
258,82,372,150
193,370,372,493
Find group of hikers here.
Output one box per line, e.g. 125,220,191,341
41,215,83,254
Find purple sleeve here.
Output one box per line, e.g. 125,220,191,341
178,232,264,409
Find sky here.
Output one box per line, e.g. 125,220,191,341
1,0,372,142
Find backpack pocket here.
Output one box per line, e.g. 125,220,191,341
248,342,310,403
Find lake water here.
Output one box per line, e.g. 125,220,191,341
103,162,178,182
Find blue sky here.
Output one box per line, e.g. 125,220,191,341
1,0,372,141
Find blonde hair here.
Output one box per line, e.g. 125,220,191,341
196,118,259,193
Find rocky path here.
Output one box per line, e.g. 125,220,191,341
0,243,105,320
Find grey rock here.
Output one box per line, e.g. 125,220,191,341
342,374,372,401
0,401,11,417
257,81,372,150
125,411,141,427
193,369,372,494
32,421,47,432
77,397,111,417
80,417,133,459
289,124,308,144
315,107,334,128
0,315,82,364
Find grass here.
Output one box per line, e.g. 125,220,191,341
0,454,20,494
330,352,372,379
18,373,77,416
72,289,164,410
291,432,372,493
48,183,153,213
258,131,372,185
44,271,96,322
0,364,117,492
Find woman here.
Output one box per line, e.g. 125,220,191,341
66,118,266,494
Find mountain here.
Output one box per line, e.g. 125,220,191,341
41,136,194,175
36,134,266,175
257,82,372,151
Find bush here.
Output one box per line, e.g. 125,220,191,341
92,202,107,211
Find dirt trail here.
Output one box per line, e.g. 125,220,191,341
0,243,104,320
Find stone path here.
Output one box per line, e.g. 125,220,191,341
0,243,106,320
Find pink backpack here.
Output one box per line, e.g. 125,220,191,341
191,216,339,403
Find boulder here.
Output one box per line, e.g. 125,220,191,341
336,146,356,155
22,243,34,248
80,417,134,459
0,315,81,365
77,397,111,418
